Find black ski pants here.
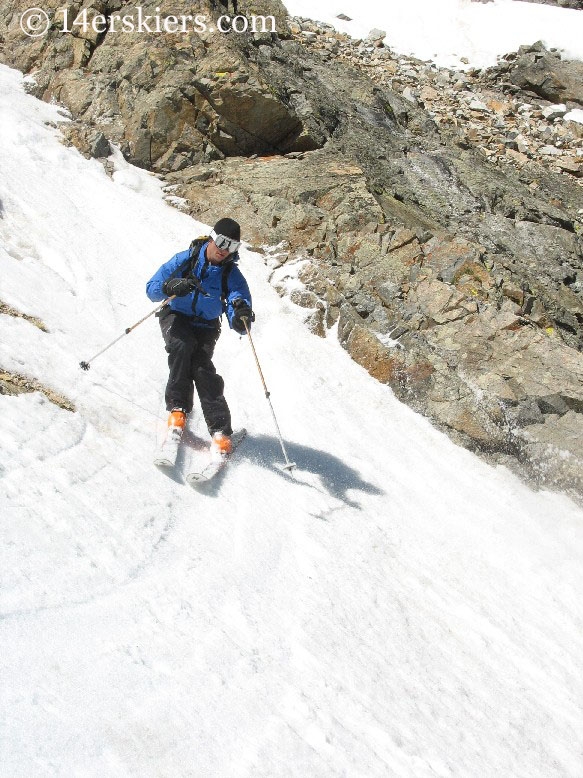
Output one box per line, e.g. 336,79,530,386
159,310,232,436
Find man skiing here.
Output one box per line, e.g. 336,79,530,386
146,218,253,460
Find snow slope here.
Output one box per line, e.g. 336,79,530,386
284,0,583,69
1,65,583,777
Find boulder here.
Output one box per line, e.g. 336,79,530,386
507,48,583,106
520,411,583,497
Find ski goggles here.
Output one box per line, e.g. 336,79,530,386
210,229,241,254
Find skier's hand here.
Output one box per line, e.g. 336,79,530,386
162,277,197,297
232,299,254,334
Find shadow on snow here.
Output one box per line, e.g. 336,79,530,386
156,431,384,512
236,433,384,511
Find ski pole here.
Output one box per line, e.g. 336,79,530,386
242,317,296,474
79,296,176,371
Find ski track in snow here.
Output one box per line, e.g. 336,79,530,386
1,64,583,776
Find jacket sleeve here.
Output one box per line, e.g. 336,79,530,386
225,265,252,332
146,249,191,302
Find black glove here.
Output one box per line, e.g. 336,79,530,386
162,277,196,297
231,299,255,334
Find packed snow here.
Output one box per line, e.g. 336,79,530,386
284,0,583,69
1,63,583,776
564,108,583,124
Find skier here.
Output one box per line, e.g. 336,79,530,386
146,218,253,458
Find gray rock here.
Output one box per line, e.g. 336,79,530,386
366,29,387,43
90,132,111,159
377,282,401,305
507,48,583,105
556,158,583,177
289,288,321,308
512,0,583,8
519,411,583,498
542,103,567,120
511,399,545,427
469,99,489,112
402,88,417,105
537,393,570,415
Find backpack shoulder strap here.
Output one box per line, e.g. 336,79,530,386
185,236,210,277
221,258,236,307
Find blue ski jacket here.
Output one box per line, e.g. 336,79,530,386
146,241,252,331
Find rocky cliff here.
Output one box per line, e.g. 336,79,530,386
1,2,582,499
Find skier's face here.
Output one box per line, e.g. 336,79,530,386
207,240,231,264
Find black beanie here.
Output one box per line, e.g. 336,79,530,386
213,218,241,241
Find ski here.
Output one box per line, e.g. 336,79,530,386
153,427,183,468
186,429,247,487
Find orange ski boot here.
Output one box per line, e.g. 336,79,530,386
154,409,187,468
211,431,233,456
168,409,187,434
